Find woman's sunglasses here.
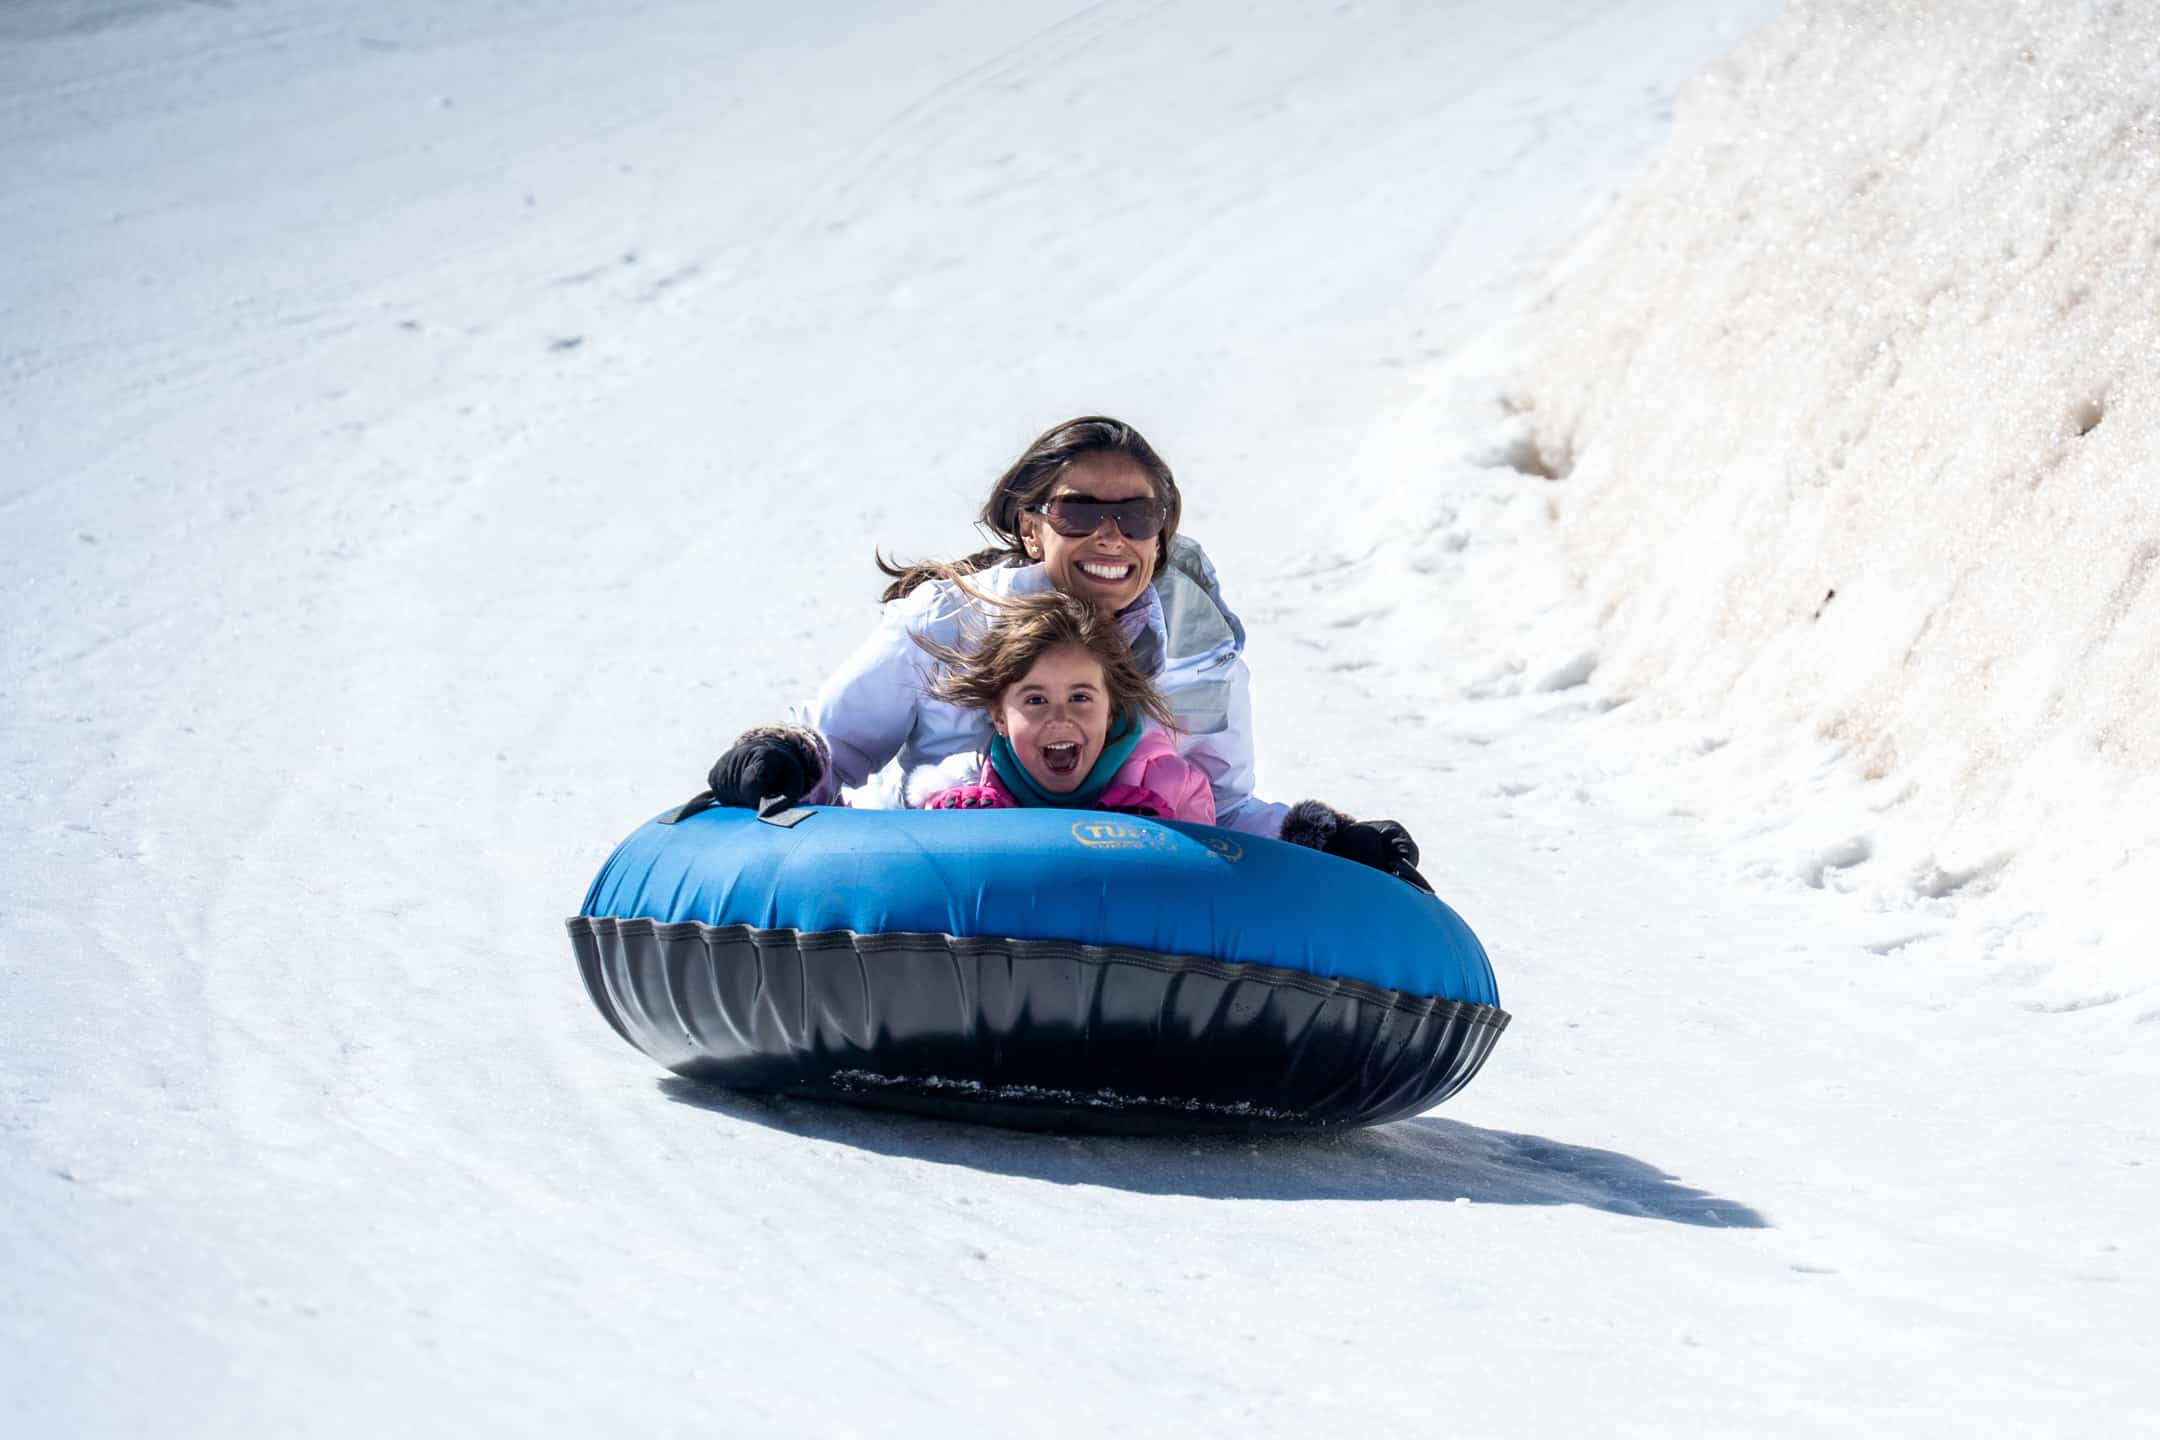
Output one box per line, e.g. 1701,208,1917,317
1029,495,1168,541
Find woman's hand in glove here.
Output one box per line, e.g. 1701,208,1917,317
706,725,828,809
1325,818,1430,892
1281,801,1434,893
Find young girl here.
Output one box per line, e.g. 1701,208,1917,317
915,588,1216,823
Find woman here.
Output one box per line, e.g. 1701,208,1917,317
703,416,1423,881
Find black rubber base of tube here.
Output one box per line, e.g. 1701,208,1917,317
567,916,1509,1134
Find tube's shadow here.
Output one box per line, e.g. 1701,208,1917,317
658,1077,1766,1228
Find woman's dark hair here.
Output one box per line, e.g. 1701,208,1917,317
878,416,1182,602
916,579,1178,735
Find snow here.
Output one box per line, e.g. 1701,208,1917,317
4,1,2156,1435
1492,0,2160,1009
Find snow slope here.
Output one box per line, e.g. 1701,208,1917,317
5,1,2156,1435
1496,0,2160,1008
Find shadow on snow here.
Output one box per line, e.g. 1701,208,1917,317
658,1077,1766,1228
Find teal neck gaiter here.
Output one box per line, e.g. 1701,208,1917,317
988,711,1142,809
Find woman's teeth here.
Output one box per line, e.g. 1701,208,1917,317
1043,742,1081,774
1079,561,1133,581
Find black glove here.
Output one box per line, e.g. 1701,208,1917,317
1282,801,1433,893
1327,819,1429,891
707,726,825,809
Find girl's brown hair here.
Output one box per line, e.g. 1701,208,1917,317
916,577,1177,734
879,416,1182,602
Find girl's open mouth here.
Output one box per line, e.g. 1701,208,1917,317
1041,741,1082,777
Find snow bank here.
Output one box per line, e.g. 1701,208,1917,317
1495,0,2160,996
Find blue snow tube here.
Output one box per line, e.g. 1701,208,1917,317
567,803,1508,1132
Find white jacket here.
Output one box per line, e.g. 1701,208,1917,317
795,536,1289,837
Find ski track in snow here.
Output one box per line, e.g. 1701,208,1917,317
4,1,2156,1434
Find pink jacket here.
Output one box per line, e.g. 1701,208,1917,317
920,729,1217,824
